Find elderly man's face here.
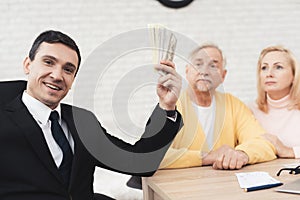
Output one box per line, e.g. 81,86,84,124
186,47,227,92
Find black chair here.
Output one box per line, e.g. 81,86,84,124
0,80,27,106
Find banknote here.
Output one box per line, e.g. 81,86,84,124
148,24,177,63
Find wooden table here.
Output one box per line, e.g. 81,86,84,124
143,159,300,200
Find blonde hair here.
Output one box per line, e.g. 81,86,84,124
189,43,227,68
256,46,300,113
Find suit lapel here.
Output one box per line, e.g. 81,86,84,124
4,95,64,184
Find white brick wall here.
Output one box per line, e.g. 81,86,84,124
1,0,300,137
1,0,300,100
2,0,300,198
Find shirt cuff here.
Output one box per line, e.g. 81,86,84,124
166,110,177,122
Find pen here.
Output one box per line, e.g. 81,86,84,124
244,183,283,192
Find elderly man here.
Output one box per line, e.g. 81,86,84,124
160,44,276,170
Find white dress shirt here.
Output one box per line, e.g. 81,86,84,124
22,91,74,167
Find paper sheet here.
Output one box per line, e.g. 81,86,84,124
235,172,281,188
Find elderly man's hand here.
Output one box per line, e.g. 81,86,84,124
155,60,182,111
202,145,249,170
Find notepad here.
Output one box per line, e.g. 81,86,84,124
236,172,283,192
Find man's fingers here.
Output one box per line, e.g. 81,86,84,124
160,60,175,68
158,73,179,86
156,60,182,111
222,153,231,169
230,160,237,170
212,149,249,170
235,159,244,169
154,61,177,75
213,154,225,169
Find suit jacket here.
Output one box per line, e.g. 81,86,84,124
0,80,26,106
0,94,182,200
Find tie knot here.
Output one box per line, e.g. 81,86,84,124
49,111,59,122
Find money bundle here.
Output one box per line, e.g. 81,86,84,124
148,24,177,64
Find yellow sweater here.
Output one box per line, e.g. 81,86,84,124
160,91,276,169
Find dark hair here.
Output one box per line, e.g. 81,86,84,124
29,30,81,75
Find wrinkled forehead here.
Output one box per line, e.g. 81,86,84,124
191,47,223,64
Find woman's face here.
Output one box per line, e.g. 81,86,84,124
260,51,294,100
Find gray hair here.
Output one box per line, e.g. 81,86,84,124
189,43,227,68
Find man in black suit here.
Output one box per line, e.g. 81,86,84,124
0,30,182,200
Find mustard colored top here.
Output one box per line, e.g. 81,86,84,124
160,91,276,169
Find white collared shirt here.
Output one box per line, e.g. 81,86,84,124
22,91,74,167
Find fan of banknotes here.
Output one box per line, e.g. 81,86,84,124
148,24,177,64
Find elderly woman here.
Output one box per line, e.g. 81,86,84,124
249,46,300,158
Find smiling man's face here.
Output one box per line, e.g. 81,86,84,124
23,42,78,109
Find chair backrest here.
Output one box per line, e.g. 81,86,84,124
0,80,27,106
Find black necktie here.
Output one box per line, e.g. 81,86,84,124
49,111,73,187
